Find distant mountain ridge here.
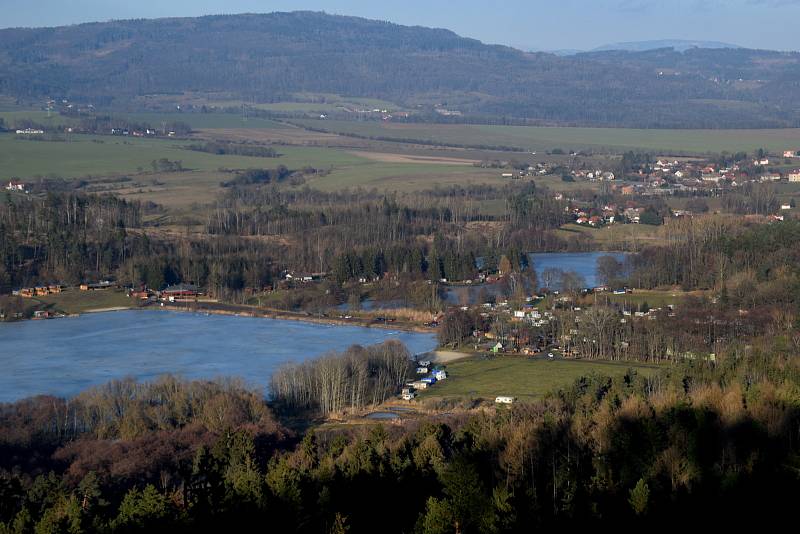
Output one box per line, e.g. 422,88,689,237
0,12,798,128
592,39,742,52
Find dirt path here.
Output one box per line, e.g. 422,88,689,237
348,150,478,165
430,350,471,363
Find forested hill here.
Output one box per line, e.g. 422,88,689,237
2,11,800,128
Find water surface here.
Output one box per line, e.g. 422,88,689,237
529,251,628,288
448,251,629,303
0,310,437,402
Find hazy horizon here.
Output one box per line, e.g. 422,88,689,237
1,0,799,52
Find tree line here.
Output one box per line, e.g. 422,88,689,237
1,335,799,531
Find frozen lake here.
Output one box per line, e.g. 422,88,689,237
0,310,437,402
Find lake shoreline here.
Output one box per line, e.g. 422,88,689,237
156,301,436,334
3,299,436,335
0,309,438,402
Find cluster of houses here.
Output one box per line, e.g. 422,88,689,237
15,128,44,135
12,280,201,304
499,162,554,179
647,156,800,189
5,180,27,193
562,152,800,199
109,128,169,137
570,203,649,227
572,169,616,181
13,285,64,298
127,283,201,302
402,359,448,400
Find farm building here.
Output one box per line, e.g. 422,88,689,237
5,180,26,192
161,284,199,299
80,281,114,291
495,396,515,404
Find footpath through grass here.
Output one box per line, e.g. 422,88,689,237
420,356,662,401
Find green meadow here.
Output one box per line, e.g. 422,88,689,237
293,119,800,154
0,133,363,178
0,110,284,130
420,356,661,401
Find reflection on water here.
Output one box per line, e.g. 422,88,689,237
447,251,629,304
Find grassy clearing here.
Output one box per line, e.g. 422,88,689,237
553,223,666,249
34,289,133,314
603,289,705,309
533,174,603,192
419,356,661,400
293,119,800,154
308,162,502,192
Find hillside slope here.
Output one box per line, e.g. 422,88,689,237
1,11,799,127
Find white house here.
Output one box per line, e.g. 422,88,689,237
788,171,800,183
495,396,515,404
5,180,25,192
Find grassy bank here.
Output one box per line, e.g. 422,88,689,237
420,355,661,401
33,289,133,314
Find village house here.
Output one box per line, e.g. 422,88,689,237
15,128,44,135
161,284,200,300
760,173,782,183
5,180,26,192
80,281,114,291
784,150,799,158
788,171,800,183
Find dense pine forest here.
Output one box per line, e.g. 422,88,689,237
1,12,800,127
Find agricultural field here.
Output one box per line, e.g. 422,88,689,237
0,109,283,130
0,133,348,178
0,132,508,202
209,94,404,114
553,222,667,249
419,355,661,401
292,119,800,154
